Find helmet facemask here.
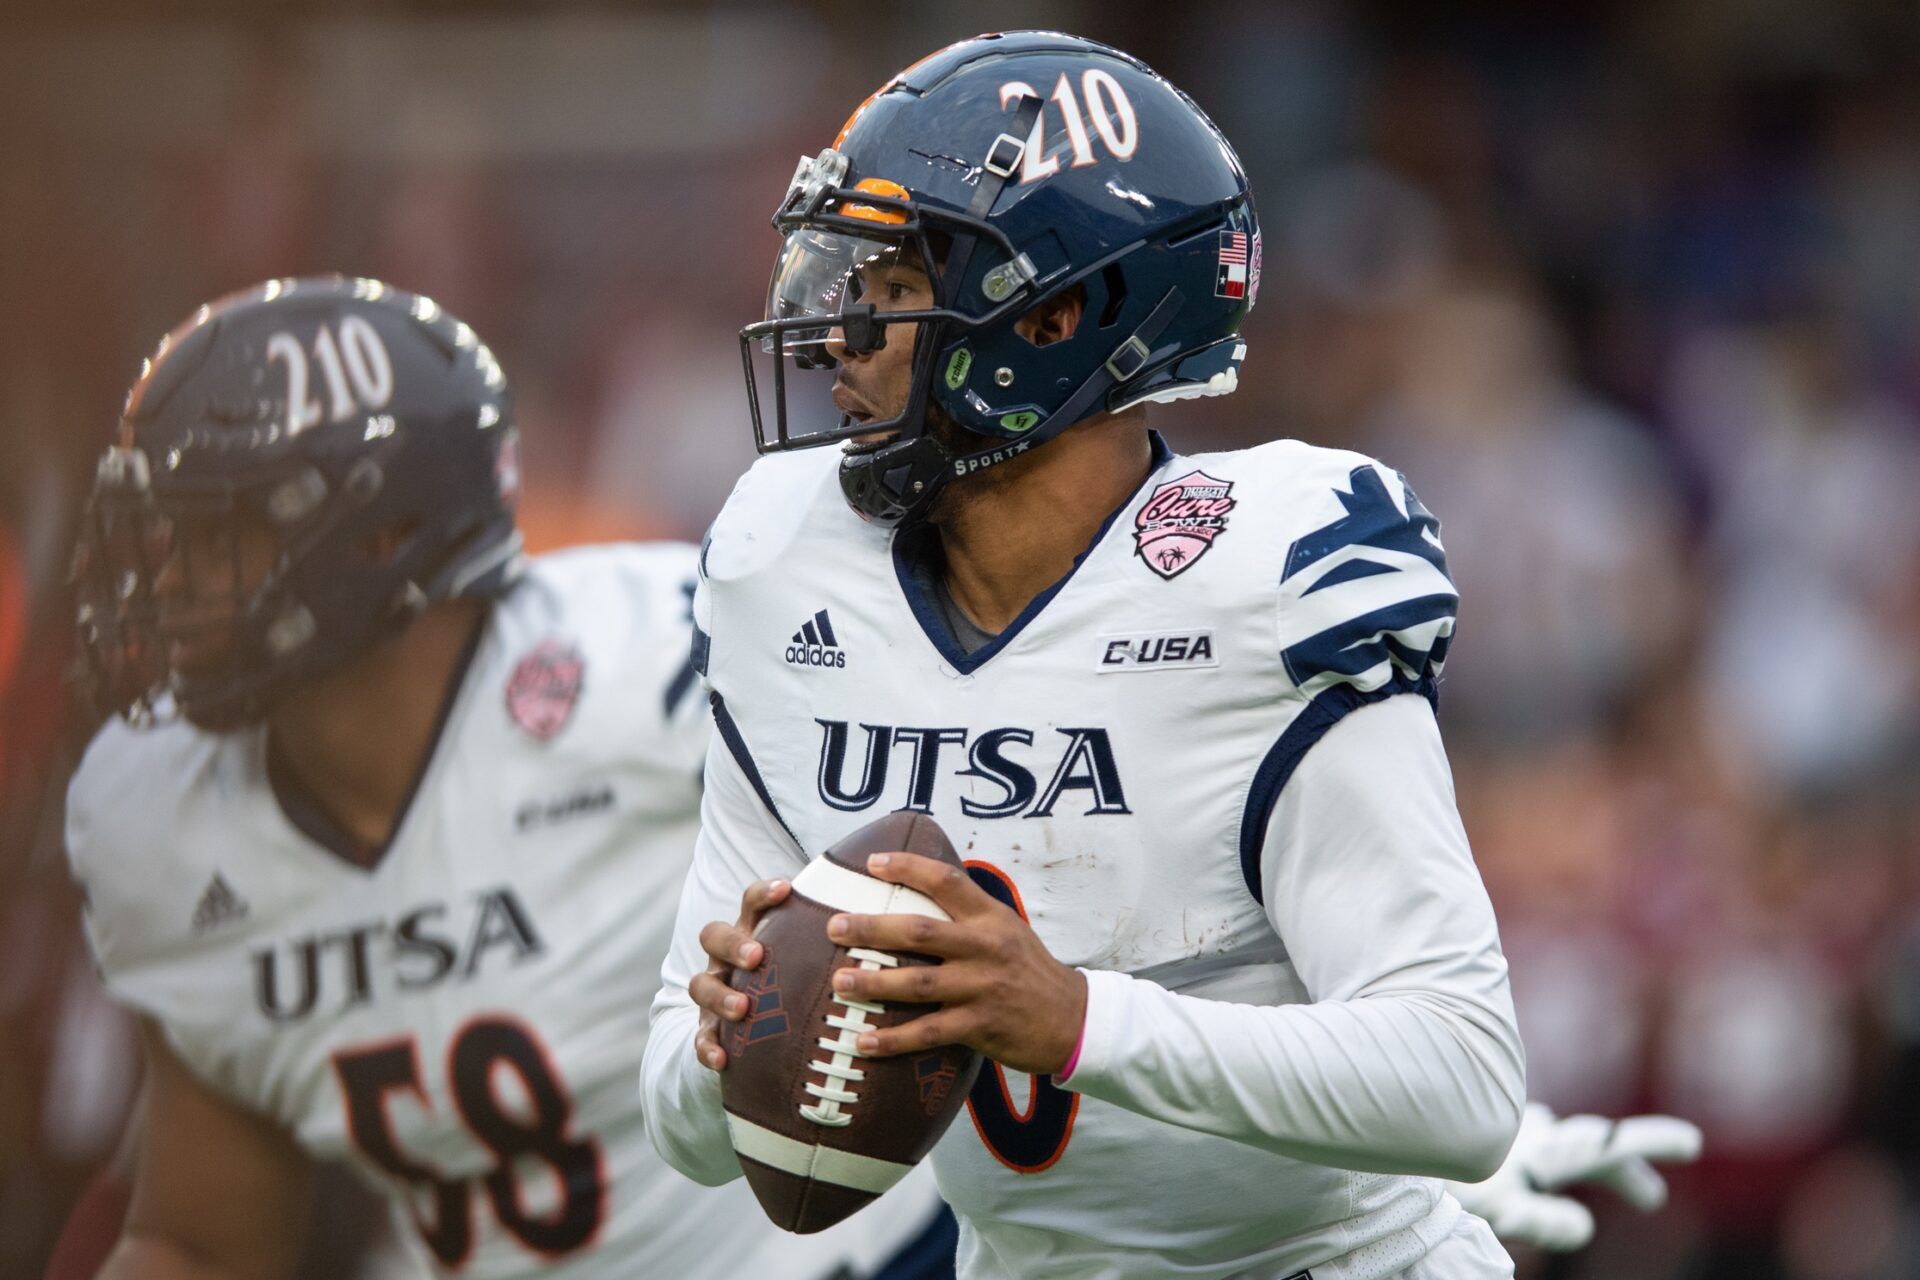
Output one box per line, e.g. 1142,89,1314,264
740,139,1053,527
74,447,315,730
73,435,512,732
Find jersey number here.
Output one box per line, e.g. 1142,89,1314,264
964,862,1081,1171
332,1016,603,1267
266,315,395,436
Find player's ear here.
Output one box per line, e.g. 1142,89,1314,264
1014,286,1085,348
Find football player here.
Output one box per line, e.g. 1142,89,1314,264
645,32,1547,1279
61,277,936,1279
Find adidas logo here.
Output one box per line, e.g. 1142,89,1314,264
784,609,846,669
191,873,250,933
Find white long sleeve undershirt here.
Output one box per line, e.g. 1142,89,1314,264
1058,693,1524,1180
640,728,807,1186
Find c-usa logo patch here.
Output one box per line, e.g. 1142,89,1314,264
1095,629,1218,672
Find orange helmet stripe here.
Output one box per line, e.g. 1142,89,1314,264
831,44,950,148
833,89,880,149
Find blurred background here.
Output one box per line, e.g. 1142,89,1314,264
4,1,1920,1277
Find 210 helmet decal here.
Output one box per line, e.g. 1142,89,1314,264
73,276,523,730
739,31,1259,527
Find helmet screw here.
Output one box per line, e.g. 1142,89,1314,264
912,481,924,492
267,470,328,523
994,367,1015,387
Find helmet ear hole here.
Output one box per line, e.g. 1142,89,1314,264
1015,285,1086,349
1099,265,1128,327
359,518,420,566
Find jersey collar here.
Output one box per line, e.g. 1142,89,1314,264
891,430,1175,675
265,612,490,873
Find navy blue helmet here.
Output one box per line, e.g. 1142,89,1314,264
74,276,522,730
740,31,1259,526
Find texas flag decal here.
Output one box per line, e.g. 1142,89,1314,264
1215,230,1249,299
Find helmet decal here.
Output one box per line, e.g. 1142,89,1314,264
1000,70,1141,184
1214,230,1251,301
264,315,396,436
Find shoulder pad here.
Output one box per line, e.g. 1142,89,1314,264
1174,439,1455,701
67,718,206,875
525,540,699,616
504,541,708,747
65,717,221,984
702,450,878,584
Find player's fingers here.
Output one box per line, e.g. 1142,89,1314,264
827,909,971,956
689,970,750,1021
865,852,993,916
833,958,977,1005
1488,1191,1595,1252
699,920,763,969
1610,1115,1704,1168
694,1018,727,1072
852,1007,971,1058
1599,1156,1670,1213
737,877,790,925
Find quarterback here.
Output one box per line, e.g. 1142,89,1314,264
61,277,933,1279
645,33,1530,1280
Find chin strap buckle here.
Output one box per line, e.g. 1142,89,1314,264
1105,336,1152,383
1101,288,1187,387
983,132,1027,179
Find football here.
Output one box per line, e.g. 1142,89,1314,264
719,811,982,1233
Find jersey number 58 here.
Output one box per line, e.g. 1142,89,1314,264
332,1015,603,1267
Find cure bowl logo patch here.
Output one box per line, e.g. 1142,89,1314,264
505,639,584,741
1134,470,1237,579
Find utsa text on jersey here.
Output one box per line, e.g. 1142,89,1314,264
252,886,543,1021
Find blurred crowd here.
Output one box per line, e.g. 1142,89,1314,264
4,3,1920,1278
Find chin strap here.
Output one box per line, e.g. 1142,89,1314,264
850,93,1192,528
839,432,954,527
850,284,1191,526
841,93,1051,529
946,285,1187,484
939,93,1044,307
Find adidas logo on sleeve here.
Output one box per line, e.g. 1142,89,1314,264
784,609,846,669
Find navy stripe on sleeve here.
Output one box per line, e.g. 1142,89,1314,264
1237,676,1437,905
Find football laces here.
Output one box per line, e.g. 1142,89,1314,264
800,946,898,1127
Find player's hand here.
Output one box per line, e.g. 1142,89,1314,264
824,851,1087,1075
1447,1102,1704,1251
689,878,792,1073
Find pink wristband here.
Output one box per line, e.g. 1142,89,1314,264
1057,1020,1087,1083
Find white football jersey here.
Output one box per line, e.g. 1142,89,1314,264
66,543,920,1279
646,436,1525,1280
